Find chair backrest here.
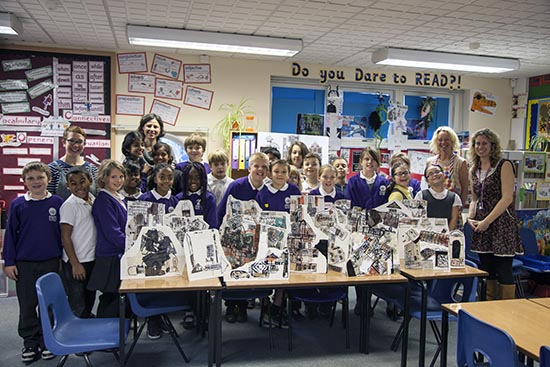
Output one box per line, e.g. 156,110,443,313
519,227,538,255
428,259,479,304
463,225,480,265
35,272,77,355
541,345,550,367
457,309,520,367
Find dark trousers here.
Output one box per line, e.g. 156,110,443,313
97,292,119,318
478,253,514,284
15,259,60,348
61,260,96,318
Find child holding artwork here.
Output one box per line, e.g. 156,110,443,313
176,133,211,173
60,167,97,319
302,153,321,193
176,161,217,229
387,162,413,202
151,141,183,195
256,160,301,212
3,162,63,363
332,157,348,195
309,164,345,203
414,164,462,230
139,163,180,214
87,160,127,318
207,150,234,207
120,160,142,202
346,147,389,210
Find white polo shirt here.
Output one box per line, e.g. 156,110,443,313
60,193,97,263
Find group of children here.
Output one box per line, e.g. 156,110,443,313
3,130,462,362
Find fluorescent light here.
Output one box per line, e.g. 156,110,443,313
127,25,302,57
0,13,22,35
372,47,520,73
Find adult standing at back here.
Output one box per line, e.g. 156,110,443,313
48,126,98,200
138,113,165,166
426,126,469,206
467,128,522,300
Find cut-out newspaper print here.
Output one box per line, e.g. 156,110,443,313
314,203,351,273
449,230,465,268
288,195,327,273
125,201,165,250
183,229,225,281
398,217,450,270
121,225,184,280
347,227,393,276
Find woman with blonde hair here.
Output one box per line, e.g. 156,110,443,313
426,126,468,206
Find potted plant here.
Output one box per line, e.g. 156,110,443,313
529,132,550,152
215,98,254,150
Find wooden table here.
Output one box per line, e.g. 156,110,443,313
441,299,550,366
528,297,550,309
223,270,408,366
119,273,223,367
398,263,488,367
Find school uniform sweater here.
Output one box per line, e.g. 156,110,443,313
92,190,127,257
217,176,264,224
256,183,301,212
176,190,218,229
345,173,389,210
138,189,180,213
175,161,211,174
309,186,345,203
2,193,63,266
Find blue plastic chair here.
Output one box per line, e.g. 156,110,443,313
457,309,523,367
126,292,192,363
286,287,349,351
540,345,550,367
388,260,480,367
36,272,129,367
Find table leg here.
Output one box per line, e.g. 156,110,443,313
401,282,410,367
419,280,428,367
207,290,218,367
215,291,223,367
440,309,448,367
479,277,487,301
119,294,126,367
365,285,372,354
359,286,365,353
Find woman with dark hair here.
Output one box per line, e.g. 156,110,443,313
467,128,523,300
138,113,165,165
48,125,98,200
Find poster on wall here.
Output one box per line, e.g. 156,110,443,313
183,86,213,110
128,74,155,94
116,95,145,116
296,113,324,136
151,54,181,80
155,78,183,100
183,64,211,83
257,131,329,165
150,99,180,126
470,89,497,116
117,52,147,74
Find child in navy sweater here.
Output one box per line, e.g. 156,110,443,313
310,164,345,203
139,163,179,213
87,160,127,319
345,147,389,210
256,159,301,212
3,162,63,363
176,161,217,229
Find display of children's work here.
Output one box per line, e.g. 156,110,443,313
183,229,225,281
125,201,165,251
219,196,290,281
257,131,329,165
347,228,393,276
448,230,465,268
288,195,327,273
398,217,452,270
120,225,184,280
313,201,351,273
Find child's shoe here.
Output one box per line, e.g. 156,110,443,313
236,306,248,323
21,346,39,364
147,319,162,340
40,347,55,360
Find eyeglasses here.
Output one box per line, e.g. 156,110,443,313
394,170,409,177
427,170,443,178
66,139,84,145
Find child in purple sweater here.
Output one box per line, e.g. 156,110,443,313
256,159,301,212
3,162,63,363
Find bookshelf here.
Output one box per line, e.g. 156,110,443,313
230,131,258,179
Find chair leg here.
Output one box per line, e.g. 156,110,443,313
56,355,69,367
83,353,93,367
161,315,190,363
429,321,442,367
390,319,405,352
329,301,337,327
125,316,147,364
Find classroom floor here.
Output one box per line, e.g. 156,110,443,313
0,292,457,367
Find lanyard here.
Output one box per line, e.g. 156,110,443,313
477,167,487,211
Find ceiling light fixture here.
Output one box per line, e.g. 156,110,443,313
127,25,302,57
0,12,22,35
372,47,520,73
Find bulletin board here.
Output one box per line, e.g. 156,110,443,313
0,48,114,208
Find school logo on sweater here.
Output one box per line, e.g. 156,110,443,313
379,185,387,196
48,207,58,222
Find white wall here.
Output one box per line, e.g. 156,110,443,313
112,52,514,160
